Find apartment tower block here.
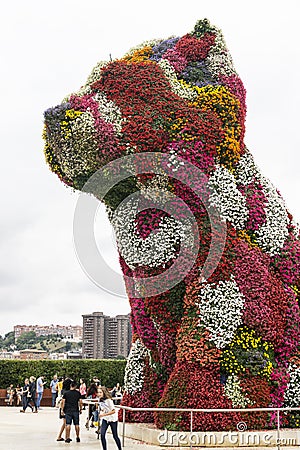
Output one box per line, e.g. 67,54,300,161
82,312,131,359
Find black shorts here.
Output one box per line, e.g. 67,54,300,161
65,411,80,426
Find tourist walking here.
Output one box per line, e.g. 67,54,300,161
28,376,38,412
111,383,123,405
98,386,122,450
79,378,87,410
86,382,98,428
36,375,46,409
57,377,64,397
60,381,82,443
55,377,64,407
56,377,72,442
20,378,33,413
50,374,58,407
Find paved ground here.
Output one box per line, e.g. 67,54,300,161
0,406,163,450
0,406,298,450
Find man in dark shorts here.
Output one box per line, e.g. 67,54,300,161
60,381,82,443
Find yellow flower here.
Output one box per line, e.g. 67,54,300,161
121,46,153,64
220,327,274,378
60,109,83,139
237,230,260,248
189,85,242,170
65,109,83,120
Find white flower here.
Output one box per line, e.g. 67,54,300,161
158,59,197,101
49,110,99,178
93,92,124,135
224,375,251,408
208,165,248,229
124,339,150,394
206,28,237,79
137,174,175,205
284,364,300,407
111,197,195,270
291,218,300,238
234,152,258,186
166,148,185,172
63,61,109,101
256,192,289,255
196,276,245,348
235,152,289,255
85,60,109,85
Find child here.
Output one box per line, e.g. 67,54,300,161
97,386,121,450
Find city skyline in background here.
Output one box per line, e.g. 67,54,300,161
1,310,131,338
1,311,131,362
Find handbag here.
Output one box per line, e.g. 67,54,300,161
56,394,62,408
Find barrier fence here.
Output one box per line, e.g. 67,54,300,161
118,405,300,449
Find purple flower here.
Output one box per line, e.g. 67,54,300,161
150,37,180,61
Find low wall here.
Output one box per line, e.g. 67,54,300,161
0,388,53,407
120,422,300,447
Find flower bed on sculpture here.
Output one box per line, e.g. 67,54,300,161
43,18,300,431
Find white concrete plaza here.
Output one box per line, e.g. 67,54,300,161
0,406,298,450
0,406,162,450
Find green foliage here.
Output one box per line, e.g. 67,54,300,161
16,331,38,349
65,342,72,352
192,18,213,38
168,281,185,323
0,331,15,349
73,169,96,191
7,332,81,353
103,177,138,210
150,357,169,384
0,359,126,388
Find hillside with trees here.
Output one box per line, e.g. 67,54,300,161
0,330,82,353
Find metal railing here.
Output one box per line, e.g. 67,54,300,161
118,405,300,449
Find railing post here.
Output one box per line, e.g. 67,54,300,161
190,410,193,450
122,407,126,447
116,405,300,449
277,409,281,450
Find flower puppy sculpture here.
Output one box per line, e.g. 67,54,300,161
43,19,300,431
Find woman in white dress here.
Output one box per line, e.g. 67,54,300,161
97,386,122,450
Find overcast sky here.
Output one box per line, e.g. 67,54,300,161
0,0,299,336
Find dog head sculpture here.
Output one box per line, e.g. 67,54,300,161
43,19,300,431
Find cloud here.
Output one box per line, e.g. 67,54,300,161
0,0,299,335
